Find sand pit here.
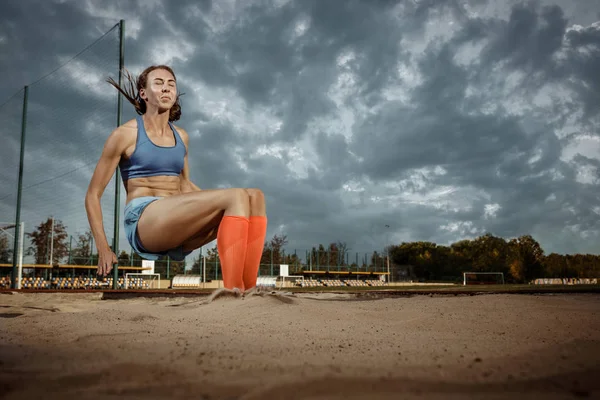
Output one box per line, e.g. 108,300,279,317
1,290,599,399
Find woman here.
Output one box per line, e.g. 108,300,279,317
85,65,267,293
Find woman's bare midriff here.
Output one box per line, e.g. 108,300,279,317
125,176,182,203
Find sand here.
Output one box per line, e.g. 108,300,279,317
1,289,599,399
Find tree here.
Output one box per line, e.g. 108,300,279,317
70,230,94,265
507,235,545,283
191,246,219,279
26,218,68,265
0,234,11,263
163,256,186,277
471,233,510,274
336,241,349,266
543,253,568,278
370,250,385,271
261,234,288,266
118,250,130,266
389,241,439,279
283,251,303,273
449,239,475,272
309,244,328,268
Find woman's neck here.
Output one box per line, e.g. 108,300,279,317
142,111,171,136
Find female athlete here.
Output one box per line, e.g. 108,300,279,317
85,65,267,293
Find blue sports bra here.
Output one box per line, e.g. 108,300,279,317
119,115,187,181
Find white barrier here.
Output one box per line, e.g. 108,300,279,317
256,276,277,288
172,274,203,288
531,278,598,285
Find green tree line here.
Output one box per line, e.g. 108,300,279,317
3,218,599,284
192,232,599,284
389,233,600,283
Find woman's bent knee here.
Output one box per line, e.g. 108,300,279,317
245,188,266,216
245,188,265,201
229,188,250,203
224,188,250,215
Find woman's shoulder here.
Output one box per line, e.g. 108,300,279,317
105,118,139,146
171,123,189,143
120,118,139,131
114,118,139,137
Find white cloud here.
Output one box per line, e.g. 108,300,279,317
254,142,315,180
81,0,149,39
55,57,116,101
574,164,599,185
560,135,600,162
149,36,196,65
291,14,311,41
182,79,283,137
342,180,365,193
484,203,501,219
453,39,488,67
439,220,484,237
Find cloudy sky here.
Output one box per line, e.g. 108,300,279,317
1,0,599,265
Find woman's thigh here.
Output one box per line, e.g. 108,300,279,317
136,188,247,252
181,223,219,252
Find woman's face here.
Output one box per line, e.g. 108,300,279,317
140,68,177,111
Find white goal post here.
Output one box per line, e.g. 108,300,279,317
124,273,161,289
124,260,160,289
277,264,304,289
279,275,304,288
463,272,505,285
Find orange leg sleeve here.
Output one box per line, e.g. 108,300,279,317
243,216,267,290
216,216,249,290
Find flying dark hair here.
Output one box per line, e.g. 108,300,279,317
106,65,183,122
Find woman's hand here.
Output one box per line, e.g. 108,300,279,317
97,247,118,276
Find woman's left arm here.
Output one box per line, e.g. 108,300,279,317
178,127,202,193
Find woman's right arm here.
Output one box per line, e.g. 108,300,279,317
85,128,125,276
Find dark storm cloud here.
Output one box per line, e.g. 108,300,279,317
1,0,599,260
186,0,599,255
313,132,357,190
460,2,600,123
480,3,568,75
0,0,124,102
344,1,600,254
214,2,334,141
563,23,600,122
253,172,343,223
349,99,527,182
185,120,247,187
186,46,236,88
209,0,408,142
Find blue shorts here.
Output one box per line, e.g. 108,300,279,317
124,196,193,261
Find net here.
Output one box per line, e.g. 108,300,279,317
15,24,121,266
463,272,505,285
0,90,25,257
0,223,16,266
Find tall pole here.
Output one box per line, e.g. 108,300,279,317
17,222,24,289
112,19,125,289
12,86,28,289
202,248,206,285
385,224,390,283
49,216,54,265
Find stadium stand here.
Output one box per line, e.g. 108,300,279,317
296,278,388,288
0,276,150,290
